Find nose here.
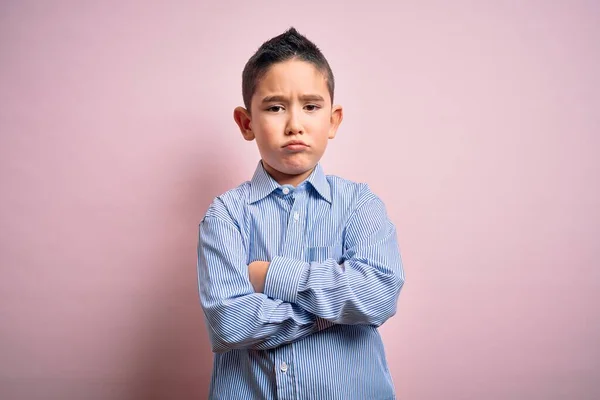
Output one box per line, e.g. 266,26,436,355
286,109,304,136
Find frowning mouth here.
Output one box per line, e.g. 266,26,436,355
282,140,308,148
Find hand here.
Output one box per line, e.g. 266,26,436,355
248,261,270,293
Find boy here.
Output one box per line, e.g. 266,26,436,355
197,27,405,399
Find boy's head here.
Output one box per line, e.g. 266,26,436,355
241,27,335,111
234,27,343,186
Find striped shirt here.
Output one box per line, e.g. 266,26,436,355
197,161,405,400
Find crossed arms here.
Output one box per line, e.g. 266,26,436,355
197,195,405,353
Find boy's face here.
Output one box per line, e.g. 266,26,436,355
234,59,343,185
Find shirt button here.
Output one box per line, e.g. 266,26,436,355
282,187,290,195
280,362,288,372
293,212,299,221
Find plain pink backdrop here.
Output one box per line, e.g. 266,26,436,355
1,1,599,399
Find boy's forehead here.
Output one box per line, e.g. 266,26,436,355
253,60,329,100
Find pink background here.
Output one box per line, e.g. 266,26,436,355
1,1,599,399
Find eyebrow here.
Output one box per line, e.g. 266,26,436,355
261,94,325,103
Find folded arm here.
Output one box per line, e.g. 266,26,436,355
263,194,405,327
197,200,332,353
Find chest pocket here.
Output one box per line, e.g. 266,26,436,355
307,245,344,264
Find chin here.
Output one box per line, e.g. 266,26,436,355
279,160,316,176
262,154,320,178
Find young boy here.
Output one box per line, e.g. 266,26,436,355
197,27,405,400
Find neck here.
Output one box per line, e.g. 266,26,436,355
262,162,314,187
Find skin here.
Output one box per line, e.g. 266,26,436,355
233,59,343,293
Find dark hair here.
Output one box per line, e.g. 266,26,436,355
241,27,335,111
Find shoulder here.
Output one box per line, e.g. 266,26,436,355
326,174,382,210
326,175,394,234
202,181,251,223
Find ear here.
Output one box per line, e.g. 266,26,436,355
328,105,343,139
233,106,255,141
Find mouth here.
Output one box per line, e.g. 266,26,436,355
282,140,309,149
282,141,309,152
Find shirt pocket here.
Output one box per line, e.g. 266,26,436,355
307,245,344,264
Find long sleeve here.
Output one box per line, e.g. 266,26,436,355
263,194,405,327
197,201,332,353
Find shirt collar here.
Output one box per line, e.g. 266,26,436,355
305,163,332,203
249,161,332,204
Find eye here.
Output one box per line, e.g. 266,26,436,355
304,104,321,112
267,105,284,112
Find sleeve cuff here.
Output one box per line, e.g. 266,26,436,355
264,256,308,303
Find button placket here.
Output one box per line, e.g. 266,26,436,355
283,189,306,259
273,347,295,400
273,187,304,400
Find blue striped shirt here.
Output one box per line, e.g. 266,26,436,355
197,161,405,400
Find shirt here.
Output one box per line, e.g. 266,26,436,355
197,161,405,400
